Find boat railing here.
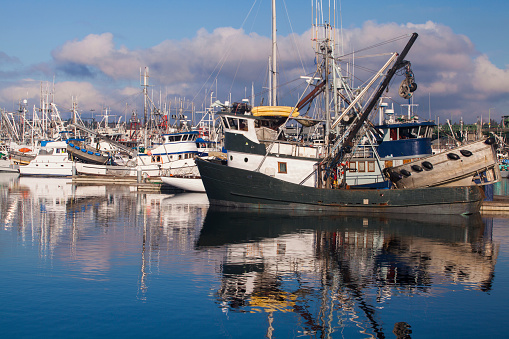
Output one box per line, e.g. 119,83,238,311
162,164,200,178
351,145,375,158
259,139,324,158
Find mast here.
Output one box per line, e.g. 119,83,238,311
271,0,277,106
339,33,418,151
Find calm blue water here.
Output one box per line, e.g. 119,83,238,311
1,175,508,338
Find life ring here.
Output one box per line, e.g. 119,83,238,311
460,149,473,157
147,150,152,156
447,153,460,160
411,164,423,172
422,161,433,170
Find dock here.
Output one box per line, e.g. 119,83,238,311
481,195,509,214
71,175,184,193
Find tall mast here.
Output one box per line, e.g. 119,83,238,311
271,0,277,106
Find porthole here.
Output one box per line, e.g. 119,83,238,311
244,158,248,162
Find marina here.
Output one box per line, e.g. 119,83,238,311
1,0,509,337
1,176,509,338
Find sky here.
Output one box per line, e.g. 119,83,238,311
1,0,508,124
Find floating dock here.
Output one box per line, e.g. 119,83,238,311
481,195,509,214
71,175,183,193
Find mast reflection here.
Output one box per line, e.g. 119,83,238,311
0,178,208,300
197,208,497,337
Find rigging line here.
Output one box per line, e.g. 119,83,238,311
255,65,322,173
228,0,264,96
281,0,307,75
336,34,411,59
190,0,260,103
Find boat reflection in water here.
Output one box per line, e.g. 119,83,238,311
1,178,209,301
197,208,497,338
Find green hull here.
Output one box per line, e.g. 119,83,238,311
196,158,484,215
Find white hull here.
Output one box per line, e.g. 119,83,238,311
20,163,73,177
228,151,319,187
161,176,205,192
19,141,73,177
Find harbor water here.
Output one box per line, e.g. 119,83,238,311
1,175,508,338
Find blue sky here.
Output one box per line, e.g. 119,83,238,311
1,0,508,124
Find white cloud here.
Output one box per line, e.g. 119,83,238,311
2,21,508,122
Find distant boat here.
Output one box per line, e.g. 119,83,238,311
19,141,73,177
66,140,110,165
0,151,19,173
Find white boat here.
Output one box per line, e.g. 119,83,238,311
161,163,205,192
19,141,73,177
75,130,220,179
0,151,19,173
137,131,204,170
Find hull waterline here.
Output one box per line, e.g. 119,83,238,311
196,158,484,215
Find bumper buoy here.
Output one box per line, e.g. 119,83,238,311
447,153,460,160
460,149,473,157
411,164,423,172
422,161,433,170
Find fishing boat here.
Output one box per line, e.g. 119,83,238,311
196,157,483,215
196,3,498,215
137,131,202,169
66,140,110,165
385,137,500,188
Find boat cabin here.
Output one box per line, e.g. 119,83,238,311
162,131,199,143
377,120,435,142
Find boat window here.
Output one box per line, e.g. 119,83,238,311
390,129,397,141
368,161,375,172
227,117,239,130
278,162,287,174
239,119,248,131
156,155,161,162
348,161,357,172
358,161,366,172
221,116,230,129
399,127,418,139
179,155,182,160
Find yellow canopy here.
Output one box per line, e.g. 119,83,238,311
251,106,299,118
